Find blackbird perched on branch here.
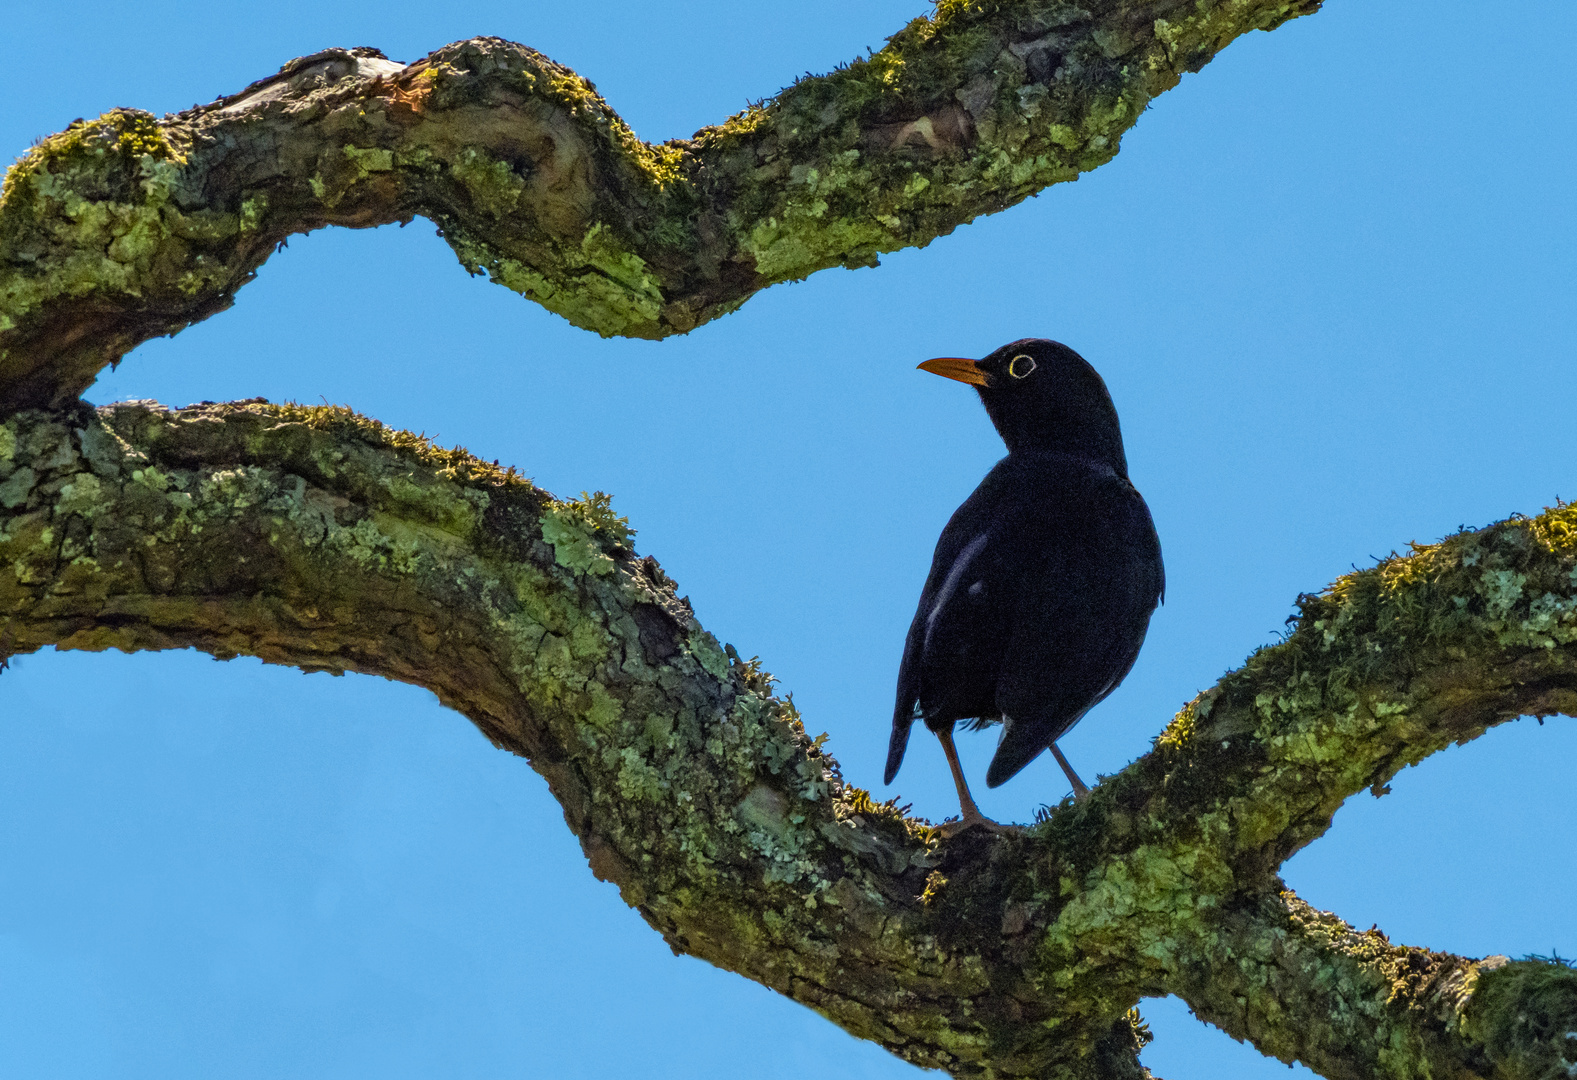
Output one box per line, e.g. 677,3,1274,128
886,339,1164,834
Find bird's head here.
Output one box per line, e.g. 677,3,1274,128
919,338,1128,472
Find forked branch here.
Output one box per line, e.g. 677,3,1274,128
2,400,1574,1078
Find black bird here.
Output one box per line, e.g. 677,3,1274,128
886,339,1163,832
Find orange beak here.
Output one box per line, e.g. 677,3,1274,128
918,356,991,387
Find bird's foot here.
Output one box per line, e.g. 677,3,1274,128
937,812,1024,838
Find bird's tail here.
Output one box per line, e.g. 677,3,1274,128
884,705,917,784
985,717,1050,788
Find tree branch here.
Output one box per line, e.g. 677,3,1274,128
1172,887,1489,1077
3,401,1574,1078
0,0,1321,411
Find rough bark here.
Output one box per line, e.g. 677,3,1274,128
3,400,1575,1079
0,0,1320,411
8,3,1577,1076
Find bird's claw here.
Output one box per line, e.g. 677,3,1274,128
937,813,1025,838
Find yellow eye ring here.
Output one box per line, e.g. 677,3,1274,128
1008,354,1036,379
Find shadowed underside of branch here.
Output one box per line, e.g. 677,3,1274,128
3,401,1575,1079
0,0,1321,411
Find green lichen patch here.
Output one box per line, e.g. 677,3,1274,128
536,490,637,576
449,147,526,217
560,489,634,547
441,226,668,340
540,504,616,576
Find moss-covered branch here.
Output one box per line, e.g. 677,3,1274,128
3,401,1574,1078
1,0,1320,410
7,3,1569,1072
1173,888,1494,1077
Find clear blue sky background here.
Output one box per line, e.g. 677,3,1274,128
3,1,1574,1077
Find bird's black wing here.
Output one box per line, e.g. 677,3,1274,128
984,468,1164,787
885,464,1015,784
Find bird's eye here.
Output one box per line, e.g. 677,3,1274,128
1008,354,1036,379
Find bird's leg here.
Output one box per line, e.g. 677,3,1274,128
935,726,1016,835
1050,743,1091,801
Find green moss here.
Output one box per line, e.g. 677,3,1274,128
263,402,535,491
1464,958,1577,1079
1,109,181,208
716,104,770,139
0,107,232,339
2,0,1326,402
483,51,681,193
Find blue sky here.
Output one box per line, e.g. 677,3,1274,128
3,1,1574,1077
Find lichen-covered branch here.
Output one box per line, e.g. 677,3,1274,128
1171,889,1491,1077
3,401,1574,1079
7,3,1572,1072
0,0,1321,410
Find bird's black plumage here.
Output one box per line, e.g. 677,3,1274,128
886,339,1163,799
